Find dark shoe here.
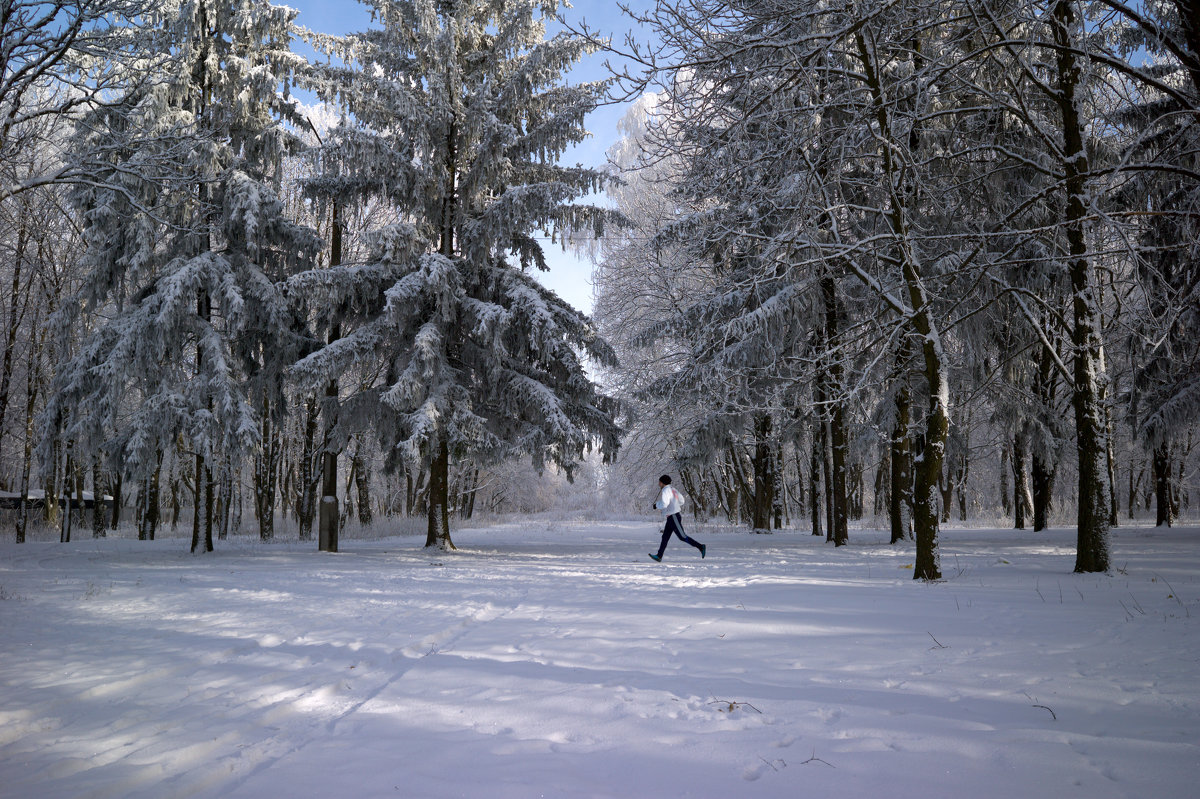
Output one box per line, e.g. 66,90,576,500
649,553,662,562
700,544,707,559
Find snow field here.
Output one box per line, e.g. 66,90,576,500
0,520,1197,798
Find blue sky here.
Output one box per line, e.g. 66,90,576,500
286,0,645,315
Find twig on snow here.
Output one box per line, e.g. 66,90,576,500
1032,704,1057,720
709,699,762,714
1024,692,1057,720
801,749,835,767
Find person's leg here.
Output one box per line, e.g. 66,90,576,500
654,522,673,559
671,513,705,555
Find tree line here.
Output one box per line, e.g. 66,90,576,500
590,0,1200,578
3,1,1197,577
1,0,619,551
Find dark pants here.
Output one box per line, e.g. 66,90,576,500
657,513,703,558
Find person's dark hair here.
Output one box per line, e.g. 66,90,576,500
659,474,672,485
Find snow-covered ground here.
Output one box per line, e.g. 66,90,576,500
1,519,1197,798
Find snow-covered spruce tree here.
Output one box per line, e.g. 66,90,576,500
273,109,401,542
42,0,320,551
291,0,620,550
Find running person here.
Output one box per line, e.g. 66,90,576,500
650,474,706,561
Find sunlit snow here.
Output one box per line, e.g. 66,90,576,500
1,520,1197,797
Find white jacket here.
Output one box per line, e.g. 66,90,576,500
655,485,684,516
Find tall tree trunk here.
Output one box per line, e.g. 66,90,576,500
822,420,833,540
423,117,459,551
138,452,162,541
721,461,739,523
849,463,864,521
911,372,949,582
15,323,41,544
192,284,213,553
425,433,455,549
890,365,913,543
1032,341,1059,532
1142,464,1154,511
60,452,74,543
810,417,824,537
73,460,86,530
751,413,774,532
218,464,233,540
405,464,416,516
1013,430,1030,529
726,442,753,526
1154,441,1174,527
1177,431,1192,516
91,459,107,538
820,277,849,546
170,468,180,529
44,439,60,529
233,465,244,535
461,466,479,520
110,471,121,529
1053,0,1110,573
679,468,703,520
939,463,955,524
854,30,944,577
408,466,428,517
1031,452,1056,532
354,444,372,526
340,456,355,529
16,413,33,543
772,442,785,529
874,445,889,517
1105,403,1119,527
204,462,214,551
16,393,34,544
1128,460,1138,519
791,445,806,519
191,452,204,553
318,404,339,553
319,202,344,551
957,456,970,522
1000,443,1012,517
255,395,276,541
189,33,215,555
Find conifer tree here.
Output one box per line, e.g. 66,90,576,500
292,0,620,549
44,0,320,551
